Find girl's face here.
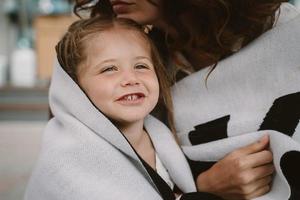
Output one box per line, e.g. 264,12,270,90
78,28,159,126
109,0,162,25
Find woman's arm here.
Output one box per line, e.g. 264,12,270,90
196,135,274,200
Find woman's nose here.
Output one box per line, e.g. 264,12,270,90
120,71,140,87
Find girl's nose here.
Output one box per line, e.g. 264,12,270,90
120,71,140,87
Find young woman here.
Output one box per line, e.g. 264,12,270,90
73,1,300,199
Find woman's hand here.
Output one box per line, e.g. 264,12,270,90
196,135,274,200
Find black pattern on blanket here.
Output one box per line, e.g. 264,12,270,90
172,12,300,200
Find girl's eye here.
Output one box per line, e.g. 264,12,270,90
135,64,150,70
100,66,117,73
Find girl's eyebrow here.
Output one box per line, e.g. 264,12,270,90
135,56,151,61
93,56,151,69
93,59,117,69
99,59,117,65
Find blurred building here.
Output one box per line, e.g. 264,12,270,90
0,0,76,121
0,1,75,200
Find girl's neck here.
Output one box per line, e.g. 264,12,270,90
116,120,149,150
117,120,156,169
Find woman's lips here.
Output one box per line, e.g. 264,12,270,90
111,1,134,14
110,0,133,6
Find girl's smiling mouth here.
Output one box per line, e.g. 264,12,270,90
116,92,146,105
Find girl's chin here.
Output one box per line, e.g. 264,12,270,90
113,117,146,127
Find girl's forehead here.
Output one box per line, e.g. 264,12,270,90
83,27,152,62
87,27,150,48
102,27,146,38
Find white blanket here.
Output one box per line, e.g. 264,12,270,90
24,60,196,200
172,4,300,200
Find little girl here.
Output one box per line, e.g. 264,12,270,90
24,16,221,200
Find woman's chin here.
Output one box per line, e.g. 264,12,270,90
116,14,149,25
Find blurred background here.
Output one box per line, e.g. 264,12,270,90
0,1,299,200
0,0,76,199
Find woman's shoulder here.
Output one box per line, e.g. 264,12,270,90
276,3,300,27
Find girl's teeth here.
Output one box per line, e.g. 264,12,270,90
124,95,138,101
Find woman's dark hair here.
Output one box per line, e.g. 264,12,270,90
74,0,287,79
55,16,176,135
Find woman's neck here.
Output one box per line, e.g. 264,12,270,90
153,20,178,40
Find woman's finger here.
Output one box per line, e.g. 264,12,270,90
244,184,271,200
236,135,269,155
252,163,275,179
239,175,272,195
242,149,273,168
241,163,274,184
